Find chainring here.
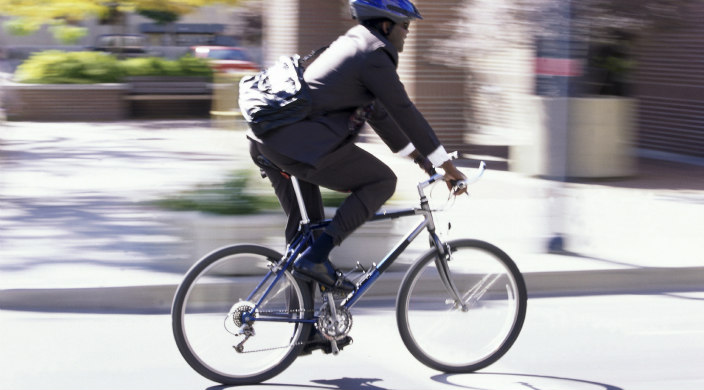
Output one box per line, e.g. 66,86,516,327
317,304,353,341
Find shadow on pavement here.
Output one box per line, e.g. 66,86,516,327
433,372,624,390
0,195,190,274
206,379,366,390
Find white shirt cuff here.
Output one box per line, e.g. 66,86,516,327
396,143,416,157
428,145,451,167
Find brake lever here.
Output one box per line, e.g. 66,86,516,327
451,180,468,192
449,160,485,194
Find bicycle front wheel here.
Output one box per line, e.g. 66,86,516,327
397,239,527,373
172,244,313,385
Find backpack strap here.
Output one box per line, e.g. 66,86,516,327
301,45,330,65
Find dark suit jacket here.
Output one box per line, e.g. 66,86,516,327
253,25,442,167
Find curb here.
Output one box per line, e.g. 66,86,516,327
525,267,704,297
2,267,703,314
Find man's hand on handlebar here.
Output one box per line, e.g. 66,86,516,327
440,160,468,196
410,150,467,195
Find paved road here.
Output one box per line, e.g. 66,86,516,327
2,292,703,390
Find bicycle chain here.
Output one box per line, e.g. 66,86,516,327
230,288,351,354
231,308,318,354
236,338,309,354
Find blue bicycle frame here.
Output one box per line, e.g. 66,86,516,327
240,170,470,326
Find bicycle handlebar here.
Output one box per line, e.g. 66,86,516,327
459,160,486,186
418,160,486,194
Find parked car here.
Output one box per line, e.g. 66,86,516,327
91,34,148,57
190,46,259,73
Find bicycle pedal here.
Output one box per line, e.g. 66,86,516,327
326,287,352,300
300,329,352,356
322,336,352,355
346,261,367,274
318,284,354,299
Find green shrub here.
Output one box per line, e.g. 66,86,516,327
321,190,347,208
121,55,212,77
176,55,214,77
150,170,348,215
14,51,213,84
15,51,124,84
151,171,279,215
49,25,88,45
120,57,180,77
3,19,40,36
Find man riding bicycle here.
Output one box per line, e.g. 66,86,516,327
248,0,467,294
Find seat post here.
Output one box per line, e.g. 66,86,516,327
290,176,310,225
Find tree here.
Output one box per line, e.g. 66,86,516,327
432,0,703,96
435,0,701,62
0,0,244,43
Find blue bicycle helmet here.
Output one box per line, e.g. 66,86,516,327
350,0,423,24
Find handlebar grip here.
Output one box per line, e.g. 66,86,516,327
450,179,468,191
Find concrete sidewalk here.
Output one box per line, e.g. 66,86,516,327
1,119,703,313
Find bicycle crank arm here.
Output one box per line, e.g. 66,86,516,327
325,292,340,355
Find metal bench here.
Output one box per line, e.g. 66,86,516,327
125,76,212,101
125,76,212,118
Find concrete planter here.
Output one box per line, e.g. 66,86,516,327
330,215,419,272
210,72,249,128
176,212,287,265
171,209,415,274
1,77,213,121
2,83,128,121
510,96,636,179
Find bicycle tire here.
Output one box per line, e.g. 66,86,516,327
396,239,527,373
172,244,313,385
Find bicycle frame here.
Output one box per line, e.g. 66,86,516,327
243,162,486,325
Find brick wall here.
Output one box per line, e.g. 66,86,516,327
405,0,468,151
3,84,128,121
632,3,704,158
262,0,352,64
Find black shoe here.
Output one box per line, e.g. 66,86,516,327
293,252,355,293
300,329,353,356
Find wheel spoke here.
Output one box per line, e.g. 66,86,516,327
172,245,312,385
397,239,527,372
461,273,501,308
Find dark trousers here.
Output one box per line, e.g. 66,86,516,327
250,140,397,246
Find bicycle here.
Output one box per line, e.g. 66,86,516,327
171,157,527,385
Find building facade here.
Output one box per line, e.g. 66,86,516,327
631,4,704,159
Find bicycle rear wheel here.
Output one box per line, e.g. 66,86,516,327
172,244,313,385
397,239,527,373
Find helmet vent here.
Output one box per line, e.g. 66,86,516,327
387,5,413,17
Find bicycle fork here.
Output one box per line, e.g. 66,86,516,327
432,238,503,311
431,236,468,311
